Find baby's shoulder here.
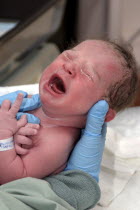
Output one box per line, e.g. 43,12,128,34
55,126,80,136
53,126,80,144
40,126,80,145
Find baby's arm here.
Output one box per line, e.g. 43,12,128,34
0,94,39,184
0,94,29,184
19,126,80,178
0,94,79,184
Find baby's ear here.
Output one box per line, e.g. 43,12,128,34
105,108,116,122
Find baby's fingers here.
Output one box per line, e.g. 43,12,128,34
15,144,29,155
25,123,40,130
1,100,11,111
17,124,39,136
17,115,27,129
10,93,24,116
15,134,33,146
14,134,33,155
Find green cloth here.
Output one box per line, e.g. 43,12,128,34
46,170,100,209
0,170,100,210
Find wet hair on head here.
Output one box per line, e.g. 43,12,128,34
105,40,138,112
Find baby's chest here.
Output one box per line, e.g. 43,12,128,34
30,126,57,146
30,126,75,150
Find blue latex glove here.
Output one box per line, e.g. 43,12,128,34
0,90,41,124
65,100,109,182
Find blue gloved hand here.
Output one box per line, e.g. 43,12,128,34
0,90,41,124
65,100,109,182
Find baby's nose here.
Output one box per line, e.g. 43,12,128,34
63,64,76,77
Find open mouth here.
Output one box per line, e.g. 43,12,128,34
48,75,66,94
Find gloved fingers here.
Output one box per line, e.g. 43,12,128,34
16,112,40,124
76,134,105,150
0,91,41,113
102,123,107,138
17,126,38,136
85,100,109,135
20,94,41,112
15,143,30,155
14,134,33,146
17,115,27,129
65,101,108,181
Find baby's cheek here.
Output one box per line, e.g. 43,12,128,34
51,162,67,175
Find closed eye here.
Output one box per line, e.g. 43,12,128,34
80,68,94,82
80,64,95,82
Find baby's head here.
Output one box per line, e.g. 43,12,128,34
39,39,138,125
101,40,138,112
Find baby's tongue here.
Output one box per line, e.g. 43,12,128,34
51,77,65,94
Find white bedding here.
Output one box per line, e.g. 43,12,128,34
0,84,140,210
0,84,39,95
95,107,140,210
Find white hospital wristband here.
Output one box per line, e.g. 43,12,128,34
0,137,14,151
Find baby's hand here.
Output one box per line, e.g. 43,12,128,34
14,123,40,155
0,94,27,139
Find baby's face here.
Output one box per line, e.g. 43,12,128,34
39,40,123,118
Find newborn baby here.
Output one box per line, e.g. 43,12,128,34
0,39,138,184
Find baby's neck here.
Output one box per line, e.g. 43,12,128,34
30,107,86,129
